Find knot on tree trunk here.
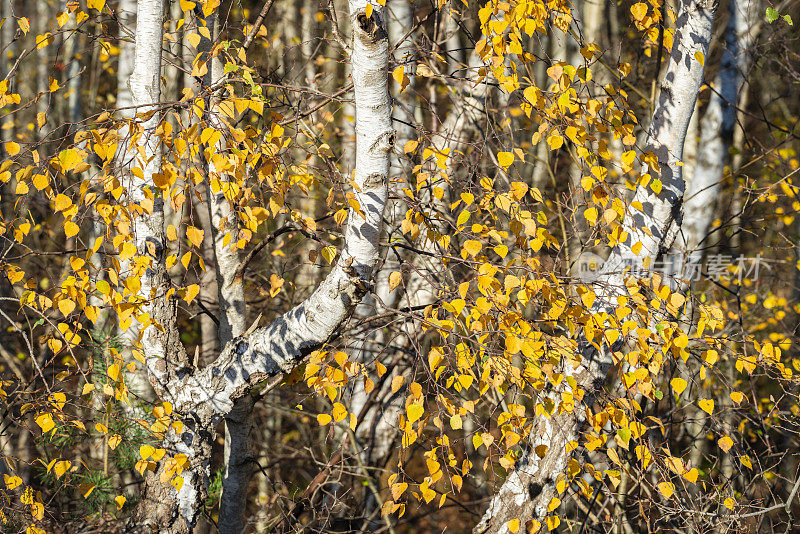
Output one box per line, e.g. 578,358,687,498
355,10,386,43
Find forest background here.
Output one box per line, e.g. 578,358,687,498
0,0,798,533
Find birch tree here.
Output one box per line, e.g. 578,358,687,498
4,0,800,532
475,0,716,530
681,0,759,262
124,0,392,529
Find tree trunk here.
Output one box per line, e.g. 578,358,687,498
115,0,155,413
475,1,716,531
681,0,759,263
132,0,392,529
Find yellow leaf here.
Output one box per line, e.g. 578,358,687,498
321,245,337,264
249,99,264,115
365,3,373,18
391,374,405,393
698,398,714,415
389,271,402,291
497,151,514,169
79,483,95,498
31,173,48,191
507,519,520,533
5,142,19,156
115,495,127,510
87,0,106,11
317,413,332,425
184,284,200,303
450,414,462,430
724,497,735,510
392,66,410,92
717,436,733,453
108,434,122,449
547,133,563,150
121,242,137,262
391,482,408,501
463,240,482,256
202,0,220,16
657,481,674,499
36,413,55,433
57,298,76,317
650,178,663,194
584,206,598,225
580,289,595,309
36,33,53,50
670,377,687,395
54,194,71,212
186,226,204,247
730,391,744,404
65,221,79,238
332,402,347,422
53,460,71,478
107,363,120,382
741,455,752,469
683,468,699,483
18,18,30,35
547,497,561,512
630,2,648,21
187,33,201,49
403,140,418,153
4,474,22,489
180,0,196,10
407,403,424,423
140,444,155,460
47,337,62,354
694,51,705,66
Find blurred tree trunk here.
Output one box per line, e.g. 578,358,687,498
682,0,759,263
36,0,51,146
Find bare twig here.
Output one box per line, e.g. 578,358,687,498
242,0,279,50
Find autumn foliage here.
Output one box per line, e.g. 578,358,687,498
0,0,798,533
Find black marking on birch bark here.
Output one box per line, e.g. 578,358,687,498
355,11,385,42
363,172,386,189
144,236,164,261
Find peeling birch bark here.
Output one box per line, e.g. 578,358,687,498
475,1,715,531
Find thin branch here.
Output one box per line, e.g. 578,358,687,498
242,0,279,51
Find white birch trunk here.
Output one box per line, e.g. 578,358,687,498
189,12,253,532
133,0,392,529
348,0,416,479
115,0,155,411
681,0,758,264
475,1,715,531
